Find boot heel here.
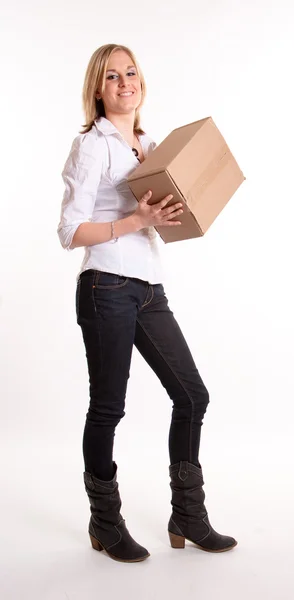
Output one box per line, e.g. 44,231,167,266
90,534,103,551
169,531,185,549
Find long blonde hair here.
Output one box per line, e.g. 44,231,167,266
81,44,146,135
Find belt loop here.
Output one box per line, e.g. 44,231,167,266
92,270,100,288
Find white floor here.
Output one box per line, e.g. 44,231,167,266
1,436,293,600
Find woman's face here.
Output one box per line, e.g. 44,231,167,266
96,50,142,116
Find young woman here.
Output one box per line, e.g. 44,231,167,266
58,43,237,563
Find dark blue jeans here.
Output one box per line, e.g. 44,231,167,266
76,269,210,481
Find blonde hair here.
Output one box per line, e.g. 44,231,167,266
81,44,146,135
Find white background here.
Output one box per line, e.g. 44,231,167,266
1,0,294,599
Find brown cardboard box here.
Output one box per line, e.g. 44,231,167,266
128,117,245,243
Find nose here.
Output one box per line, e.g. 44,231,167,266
118,75,130,87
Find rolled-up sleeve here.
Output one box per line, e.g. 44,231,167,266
57,132,104,250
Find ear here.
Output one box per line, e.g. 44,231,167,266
95,92,101,100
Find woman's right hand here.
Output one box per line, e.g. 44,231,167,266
134,190,184,229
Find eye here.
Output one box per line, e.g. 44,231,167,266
127,71,136,77
106,74,118,80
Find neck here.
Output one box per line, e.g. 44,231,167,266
105,111,136,145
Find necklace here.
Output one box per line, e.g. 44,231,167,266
132,134,141,162
132,147,140,162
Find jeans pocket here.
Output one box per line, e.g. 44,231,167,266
93,271,129,290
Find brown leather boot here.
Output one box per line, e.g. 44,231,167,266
168,461,237,553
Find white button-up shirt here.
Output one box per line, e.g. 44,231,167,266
57,117,164,283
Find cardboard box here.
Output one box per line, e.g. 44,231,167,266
128,117,245,243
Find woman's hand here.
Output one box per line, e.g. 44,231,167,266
134,190,183,230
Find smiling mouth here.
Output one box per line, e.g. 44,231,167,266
118,92,134,97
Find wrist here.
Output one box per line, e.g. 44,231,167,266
130,213,143,232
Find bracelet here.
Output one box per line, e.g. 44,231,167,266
110,221,118,243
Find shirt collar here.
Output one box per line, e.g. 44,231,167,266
94,116,144,141
94,117,120,136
